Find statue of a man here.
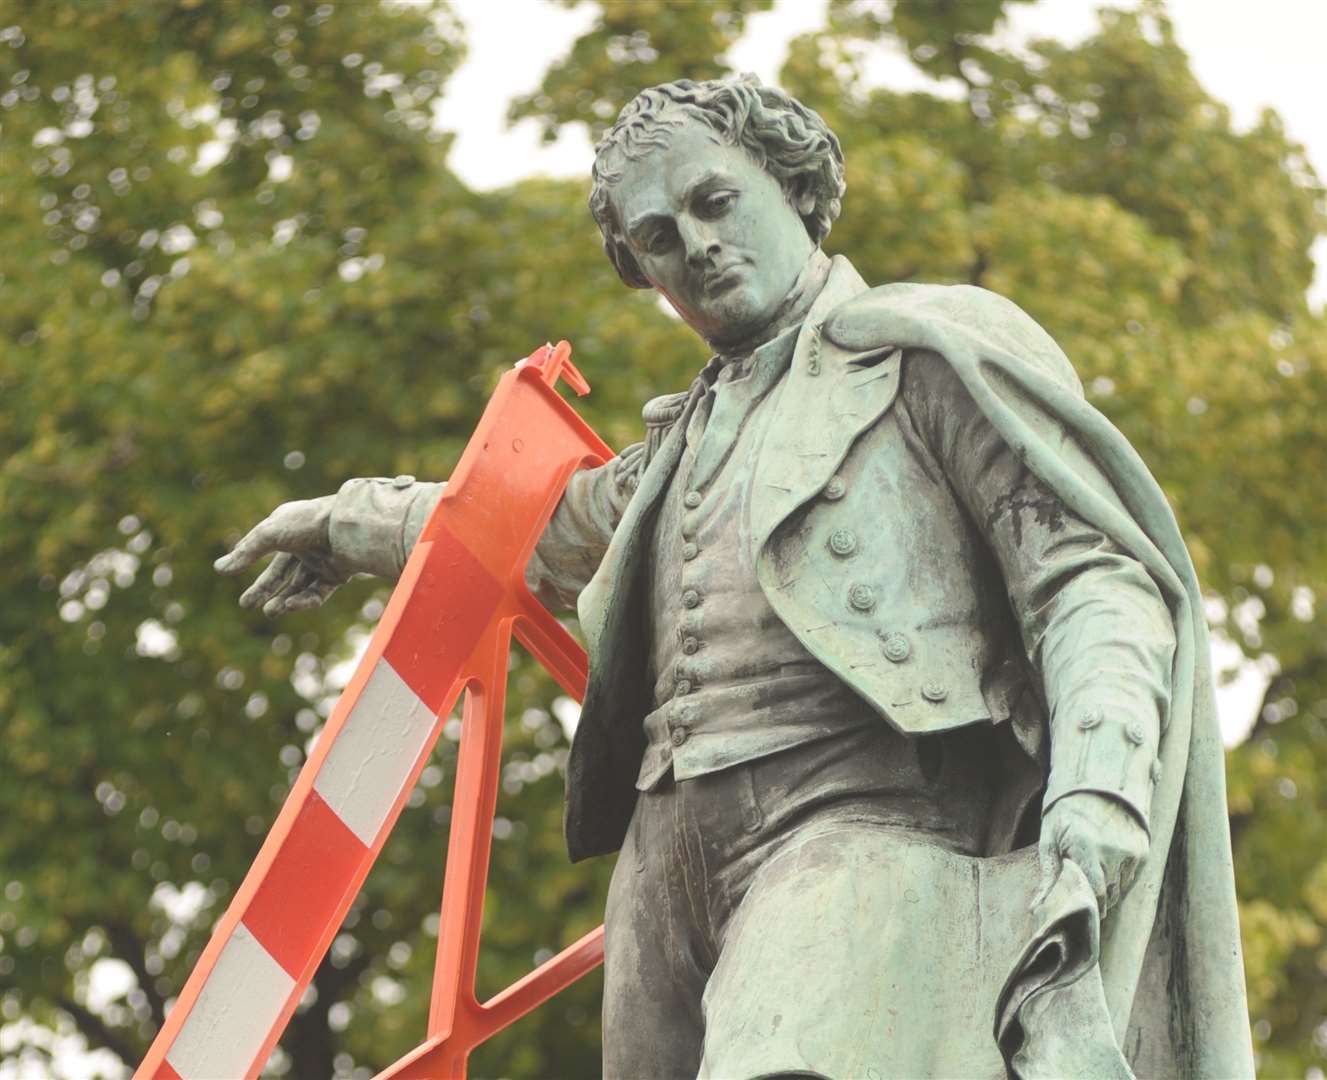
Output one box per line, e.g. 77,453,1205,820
217,77,1252,1078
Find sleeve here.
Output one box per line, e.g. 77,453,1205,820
329,475,444,580
522,444,643,610
902,349,1175,832
328,443,642,609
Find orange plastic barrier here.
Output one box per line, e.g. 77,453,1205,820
135,342,611,1080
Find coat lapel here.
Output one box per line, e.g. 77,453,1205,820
751,256,903,552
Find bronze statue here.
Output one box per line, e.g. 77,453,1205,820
217,76,1252,1079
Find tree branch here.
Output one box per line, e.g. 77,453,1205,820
55,994,139,1068
104,919,167,1028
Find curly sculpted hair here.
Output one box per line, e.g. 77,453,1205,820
589,75,846,289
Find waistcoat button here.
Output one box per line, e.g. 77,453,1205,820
671,728,689,746
1078,709,1103,731
392,473,415,489
848,583,875,612
881,632,911,662
675,679,692,696
823,475,847,501
922,681,948,703
828,528,857,557
682,589,701,609
1126,720,1146,745
682,636,700,655
684,490,702,508
682,542,699,561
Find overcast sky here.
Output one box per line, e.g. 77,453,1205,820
436,0,1326,308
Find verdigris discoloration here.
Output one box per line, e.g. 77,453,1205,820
217,75,1253,1080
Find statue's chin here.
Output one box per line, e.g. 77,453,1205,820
694,292,772,351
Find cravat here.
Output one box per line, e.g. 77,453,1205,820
687,326,799,492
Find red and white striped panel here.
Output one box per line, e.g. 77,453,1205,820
146,525,507,1080
139,348,610,1080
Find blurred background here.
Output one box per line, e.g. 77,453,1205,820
1,0,1324,1076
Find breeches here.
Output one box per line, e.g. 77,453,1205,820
601,724,1006,1080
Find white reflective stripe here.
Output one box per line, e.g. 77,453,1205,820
165,923,293,1080
313,657,436,847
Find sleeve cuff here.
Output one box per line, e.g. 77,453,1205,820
329,476,444,580
1044,708,1161,832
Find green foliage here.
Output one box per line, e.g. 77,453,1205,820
507,0,774,145
0,1,1323,1076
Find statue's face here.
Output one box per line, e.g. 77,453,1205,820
609,117,816,350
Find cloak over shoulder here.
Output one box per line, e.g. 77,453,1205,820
822,281,1253,1078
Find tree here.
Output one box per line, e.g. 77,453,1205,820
0,2,662,1075
0,1,1323,1077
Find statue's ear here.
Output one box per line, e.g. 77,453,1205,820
788,175,817,218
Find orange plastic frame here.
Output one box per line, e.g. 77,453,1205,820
135,343,611,1080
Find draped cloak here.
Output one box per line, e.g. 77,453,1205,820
817,280,1254,1078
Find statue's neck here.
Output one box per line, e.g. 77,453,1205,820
709,249,832,362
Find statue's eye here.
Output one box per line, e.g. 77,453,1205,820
644,225,676,254
702,191,735,216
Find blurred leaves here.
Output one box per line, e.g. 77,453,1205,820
507,0,774,145
0,0,1324,1077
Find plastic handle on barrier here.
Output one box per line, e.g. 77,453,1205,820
134,342,610,1080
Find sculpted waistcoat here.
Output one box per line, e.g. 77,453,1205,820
565,261,1045,860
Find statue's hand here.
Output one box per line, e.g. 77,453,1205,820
1035,791,1149,916
214,495,350,617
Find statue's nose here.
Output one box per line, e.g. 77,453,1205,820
680,218,720,268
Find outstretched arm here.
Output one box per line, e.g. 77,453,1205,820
216,447,642,615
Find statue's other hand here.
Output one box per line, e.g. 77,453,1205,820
1035,791,1149,917
213,495,349,617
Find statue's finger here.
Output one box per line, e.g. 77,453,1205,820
215,516,285,575
1031,833,1062,910
1065,838,1108,910
239,553,297,610
1117,855,1140,899
279,580,339,613
262,562,317,618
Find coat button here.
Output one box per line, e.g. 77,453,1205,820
922,681,948,703
848,584,875,612
828,528,857,557
1126,721,1146,745
881,632,911,663
1078,709,1103,731
682,542,699,561
682,636,700,655
675,679,693,697
671,728,689,747
393,473,416,488
684,490,702,508
823,475,847,501
682,589,701,609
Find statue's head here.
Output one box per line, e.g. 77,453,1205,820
590,76,845,350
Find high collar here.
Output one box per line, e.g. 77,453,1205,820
711,248,834,364
694,253,869,389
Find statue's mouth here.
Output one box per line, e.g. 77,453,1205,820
703,264,744,295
